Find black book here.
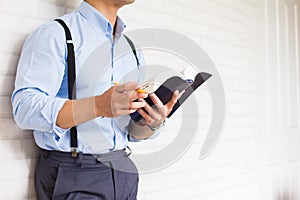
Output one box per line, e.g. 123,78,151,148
130,72,212,122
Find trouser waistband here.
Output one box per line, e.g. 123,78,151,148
40,148,131,165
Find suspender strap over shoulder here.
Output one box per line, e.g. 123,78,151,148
55,19,78,157
54,19,140,157
124,35,140,67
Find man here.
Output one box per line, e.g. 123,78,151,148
12,0,178,199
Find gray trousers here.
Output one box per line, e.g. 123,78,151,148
35,149,139,200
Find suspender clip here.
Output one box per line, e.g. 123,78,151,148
71,147,78,158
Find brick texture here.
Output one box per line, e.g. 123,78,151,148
0,0,262,199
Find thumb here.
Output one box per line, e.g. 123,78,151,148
165,90,179,110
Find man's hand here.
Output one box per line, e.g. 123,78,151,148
137,90,180,128
96,82,148,118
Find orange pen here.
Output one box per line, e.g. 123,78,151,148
113,82,148,94
135,88,148,94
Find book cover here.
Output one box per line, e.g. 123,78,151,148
130,72,212,122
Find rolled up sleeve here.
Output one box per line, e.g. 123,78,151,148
11,22,69,139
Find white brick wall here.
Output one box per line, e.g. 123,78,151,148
0,0,264,199
0,0,81,199
120,0,263,199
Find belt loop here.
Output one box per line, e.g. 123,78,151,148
75,152,82,167
40,149,48,160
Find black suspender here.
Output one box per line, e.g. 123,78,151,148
55,19,78,157
55,19,140,157
124,35,140,66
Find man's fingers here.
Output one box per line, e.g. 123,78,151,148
128,91,148,101
165,90,179,110
149,93,164,110
115,83,148,102
143,101,161,119
113,101,144,116
115,82,140,93
113,109,136,116
137,109,153,124
128,101,146,110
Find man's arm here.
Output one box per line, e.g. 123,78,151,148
56,82,147,129
12,22,68,135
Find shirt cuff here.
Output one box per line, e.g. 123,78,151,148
128,134,144,142
128,130,162,142
127,122,164,142
41,97,69,139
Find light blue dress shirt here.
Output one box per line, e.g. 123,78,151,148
12,1,145,154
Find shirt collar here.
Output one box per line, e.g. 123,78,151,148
78,1,126,39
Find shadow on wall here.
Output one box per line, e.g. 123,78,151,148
1,1,81,198
6,28,39,200
3,37,39,198
278,193,295,200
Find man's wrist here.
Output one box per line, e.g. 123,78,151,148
147,120,166,132
95,95,107,117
